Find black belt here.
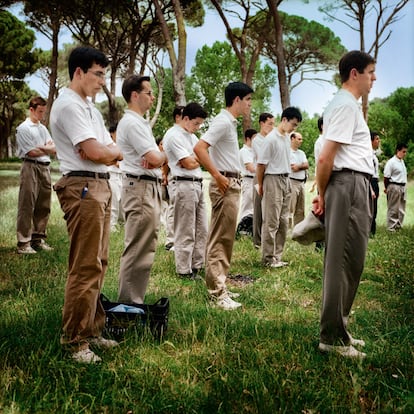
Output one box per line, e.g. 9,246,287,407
220,171,240,179
23,158,50,166
172,176,203,182
371,177,379,182
126,173,162,183
266,173,289,177
390,182,406,186
66,171,110,179
334,168,372,181
243,175,254,179
290,177,306,182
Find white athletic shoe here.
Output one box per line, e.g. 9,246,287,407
215,294,242,310
318,343,366,359
71,347,102,364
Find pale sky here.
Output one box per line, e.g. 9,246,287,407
24,0,414,117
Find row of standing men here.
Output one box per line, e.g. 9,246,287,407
15,47,408,363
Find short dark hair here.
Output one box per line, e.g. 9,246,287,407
244,129,257,140
29,96,47,109
173,106,184,121
68,46,109,80
224,82,254,107
109,124,117,134
339,50,375,83
281,107,302,123
122,75,151,102
396,142,408,152
259,112,274,124
370,131,379,141
317,117,323,133
182,102,208,120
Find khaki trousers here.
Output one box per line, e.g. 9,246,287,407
173,180,208,274
16,161,52,247
386,183,406,231
320,171,372,345
118,177,162,304
54,176,111,349
252,175,262,246
205,178,241,297
261,175,291,265
289,179,305,228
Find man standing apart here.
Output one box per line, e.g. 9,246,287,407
194,82,254,310
314,50,376,358
383,143,408,232
16,96,56,254
163,102,208,279
289,131,309,227
370,131,380,236
238,128,257,227
252,113,275,248
256,107,302,268
50,46,123,363
117,75,167,305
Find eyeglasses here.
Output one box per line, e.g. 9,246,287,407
88,70,106,79
289,120,299,128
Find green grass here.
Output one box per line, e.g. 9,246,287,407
0,168,413,413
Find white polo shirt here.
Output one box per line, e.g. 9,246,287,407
117,109,162,178
163,124,202,179
384,155,407,184
239,144,254,177
252,132,266,164
50,88,112,174
16,118,53,163
257,128,291,174
323,89,373,175
290,148,308,180
200,109,241,173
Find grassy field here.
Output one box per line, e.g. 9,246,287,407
0,164,413,414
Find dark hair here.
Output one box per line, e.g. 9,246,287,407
259,112,274,123
396,142,408,152
182,102,208,120
244,129,257,140
224,82,254,107
68,46,109,80
339,50,375,83
173,106,184,121
109,124,117,134
281,107,302,123
29,96,47,109
370,131,379,141
122,75,151,102
317,117,323,133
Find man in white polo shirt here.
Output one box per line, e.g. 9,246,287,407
163,102,208,279
117,75,167,306
314,50,376,359
194,82,254,310
50,46,123,364
16,96,56,254
289,131,309,228
383,142,408,232
256,107,302,268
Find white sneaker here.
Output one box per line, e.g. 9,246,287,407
71,348,102,364
32,240,54,251
266,261,286,268
227,291,240,299
215,294,242,310
350,336,366,347
318,343,366,359
17,245,37,254
89,336,119,349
